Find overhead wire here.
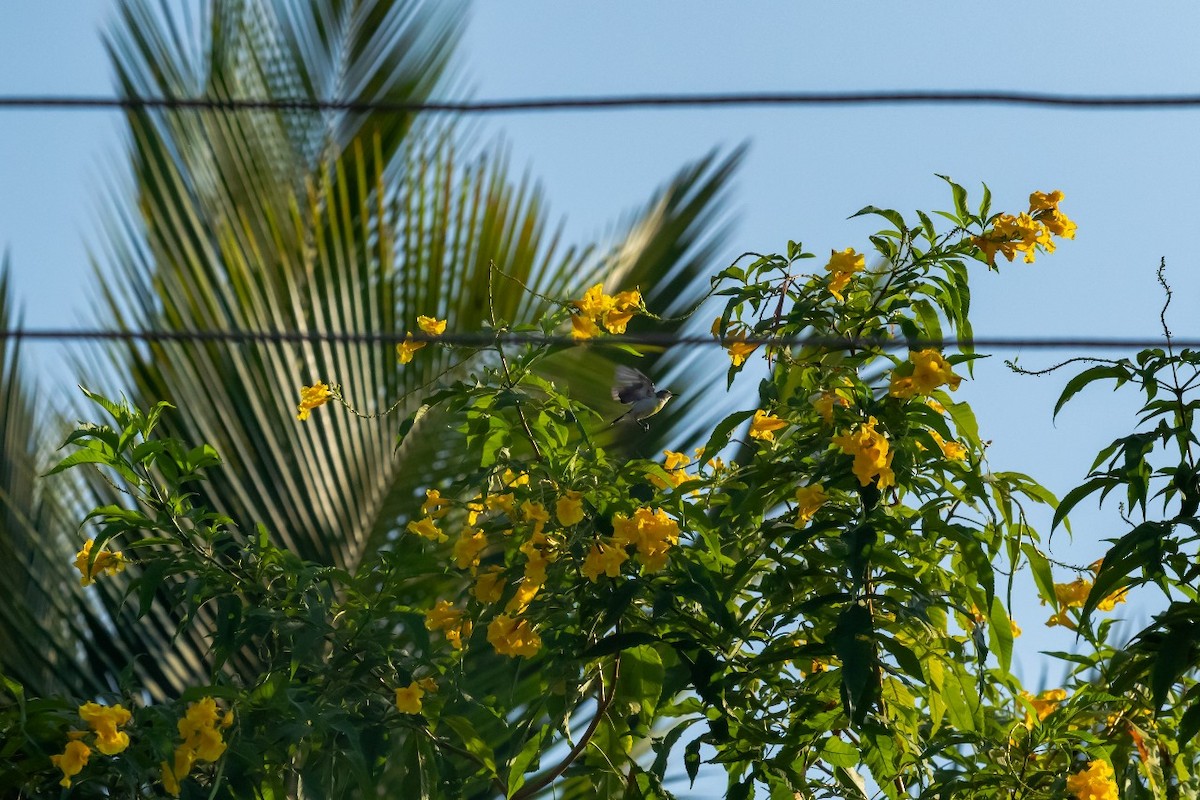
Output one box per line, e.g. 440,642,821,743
4,88,1193,352
5,90,1200,115
0,329,1195,352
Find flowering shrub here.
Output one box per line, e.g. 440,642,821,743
7,180,1200,797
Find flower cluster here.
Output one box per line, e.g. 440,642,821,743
824,247,865,301
650,450,693,490
1021,688,1067,726
889,350,962,399
73,539,128,587
570,284,642,339
616,508,681,572
1066,759,1118,800
487,614,542,657
160,698,233,797
832,416,895,489
972,190,1076,266
1044,574,1129,629
49,702,132,787
426,600,473,650
397,315,448,364
296,380,333,421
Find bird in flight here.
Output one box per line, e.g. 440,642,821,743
610,366,675,429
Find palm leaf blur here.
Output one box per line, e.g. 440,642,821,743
0,0,742,791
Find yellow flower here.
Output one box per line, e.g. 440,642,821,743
417,315,447,336
296,381,334,421
794,484,827,527
651,449,692,489
178,698,229,762
929,430,967,461
453,527,489,571
1044,576,1127,628
555,491,585,526
813,391,849,425
473,566,506,604
748,409,788,442
73,539,127,587
160,758,181,796
505,576,542,614
1029,190,1077,240
79,701,132,755
972,198,1071,266
726,339,758,367
1066,759,1118,800
421,488,451,519
825,247,865,301
500,469,530,488
889,350,961,398
425,600,472,650
395,682,425,715
611,507,681,573
582,540,629,582
1021,688,1067,726
163,696,232,794
519,531,556,583
832,416,895,488
407,516,446,542
574,284,610,319
571,311,602,340
396,333,426,363
520,500,550,536
1028,189,1064,213
487,614,542,658
485,492,515,516
50,740,91,788
571,284,642,337
1097,586,1130,611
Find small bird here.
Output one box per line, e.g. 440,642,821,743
609,366,675,429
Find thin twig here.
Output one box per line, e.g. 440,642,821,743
489,262,544,461
509,655,620,800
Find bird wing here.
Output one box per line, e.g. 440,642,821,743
612,366,655,404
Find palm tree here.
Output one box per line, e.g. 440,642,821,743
0,0,742,793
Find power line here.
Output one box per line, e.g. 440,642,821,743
6,91,1200,115
1,328,1192,351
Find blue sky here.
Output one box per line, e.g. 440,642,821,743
4,0,1200,791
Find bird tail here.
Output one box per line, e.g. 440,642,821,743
608,410,630,427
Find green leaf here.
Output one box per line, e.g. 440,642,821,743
699,410,755,466
1053,364,1130,419
1178,701,1200,746
585,631,661,659
987,594,1014,673
850,205,907,233
42,448,112,477
1083,521,1170,620
506,725,550,796
616,645,664,724
819,735,860,769
937,175,969,222
1052,477,1116,531
832,602,878,725
443,715,497,777
684,736,702,787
